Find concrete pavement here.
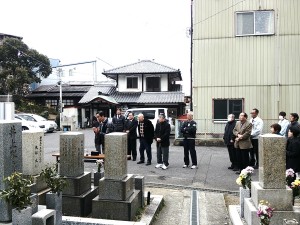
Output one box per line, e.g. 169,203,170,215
43,129,258,224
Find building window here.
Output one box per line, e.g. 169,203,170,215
213,99,244,120
62,99,74,106
146,77,160,92
236,10,274,36
45,99,58,106
127,77,138,89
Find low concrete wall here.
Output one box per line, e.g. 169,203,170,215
173,138,225,147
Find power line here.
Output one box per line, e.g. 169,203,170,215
193,0,246,26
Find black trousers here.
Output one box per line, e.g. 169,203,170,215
183,139,197,166
236,148,250,170
227,144,237,167
128,138,137,159
139,138,152,162
250,139,259,166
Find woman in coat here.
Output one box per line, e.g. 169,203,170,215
286,126,300,172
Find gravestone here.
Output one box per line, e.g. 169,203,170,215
22,130,48,205
0,102,14,120
92,132,142,221
244,134,300,225
59,132,98,217
0,121,22,222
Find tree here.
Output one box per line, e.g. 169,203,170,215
0,38,52,96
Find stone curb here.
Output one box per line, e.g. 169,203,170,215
139,195,164,225
228,205,245,225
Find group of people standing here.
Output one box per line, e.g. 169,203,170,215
224,109,300,174
92,109,198,170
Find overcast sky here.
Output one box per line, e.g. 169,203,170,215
1,0,191,94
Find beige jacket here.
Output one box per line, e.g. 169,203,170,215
233,120,253,149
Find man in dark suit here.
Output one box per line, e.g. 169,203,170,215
154,113,171,170
112,108,125,132
137,113,154,165
223,114,237,170
124,112,138,161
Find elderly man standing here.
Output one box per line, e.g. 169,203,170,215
180,111,198,169
154,113,171,170
223,114,237,170
250,108,263,169
137,113,154,165
233,112,253,174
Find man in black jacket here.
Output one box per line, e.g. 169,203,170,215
137,113,154,165
180,112,197,169
223,114,237,170
124,112,138,161
112,108,125,132
154,114,171,170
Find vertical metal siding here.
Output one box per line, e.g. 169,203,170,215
193,0,300,120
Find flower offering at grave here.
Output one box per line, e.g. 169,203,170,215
257,200,274,225
236,166,254,189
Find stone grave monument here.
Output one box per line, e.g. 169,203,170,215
60,132,98,216
22,130,48,206
244,134,300,224
92,132,143,221
0,121,22,222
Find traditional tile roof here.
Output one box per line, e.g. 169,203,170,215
103,60,182,81
138,92,184,103
27,85,92,98
111,92,141,103
78,85,116,104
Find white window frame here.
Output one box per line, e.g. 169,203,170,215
235,10,275,36
126,76,138,89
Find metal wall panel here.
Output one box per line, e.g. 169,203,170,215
193,0,300,120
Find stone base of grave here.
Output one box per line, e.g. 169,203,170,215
0,199,12,221
62,186,98,217
92,190,142,221
62,172,91,196
98,174,134,201
244,198,300,225
251,181,293,211
93,171,104,186
28,175,48,194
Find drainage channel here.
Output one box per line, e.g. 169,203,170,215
190,190,199,225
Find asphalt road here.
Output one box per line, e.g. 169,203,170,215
44,128,259,193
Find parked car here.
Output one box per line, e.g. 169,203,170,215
14,115,45,132
17,114,57,133
124,108,175,135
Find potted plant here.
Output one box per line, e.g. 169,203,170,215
236,166,254,217
40,164,67,225
94,159,104,186
0,172,32,225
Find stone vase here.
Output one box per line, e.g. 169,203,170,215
46,192,62,225
30,193,38,214
12,207,32,225
239,187,251,218
94,171,104,186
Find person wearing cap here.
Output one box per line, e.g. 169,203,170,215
285,113,300,137
278,111,290,136
286,126,300,172
154,113,171,170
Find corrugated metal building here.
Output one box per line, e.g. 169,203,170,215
193,0,300,122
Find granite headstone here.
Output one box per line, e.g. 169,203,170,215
60,132,84,177
104,132,128,180
0,121,22,222
22,130,44,175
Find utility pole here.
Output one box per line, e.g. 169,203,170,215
190,0,194,112
57,68,63,131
